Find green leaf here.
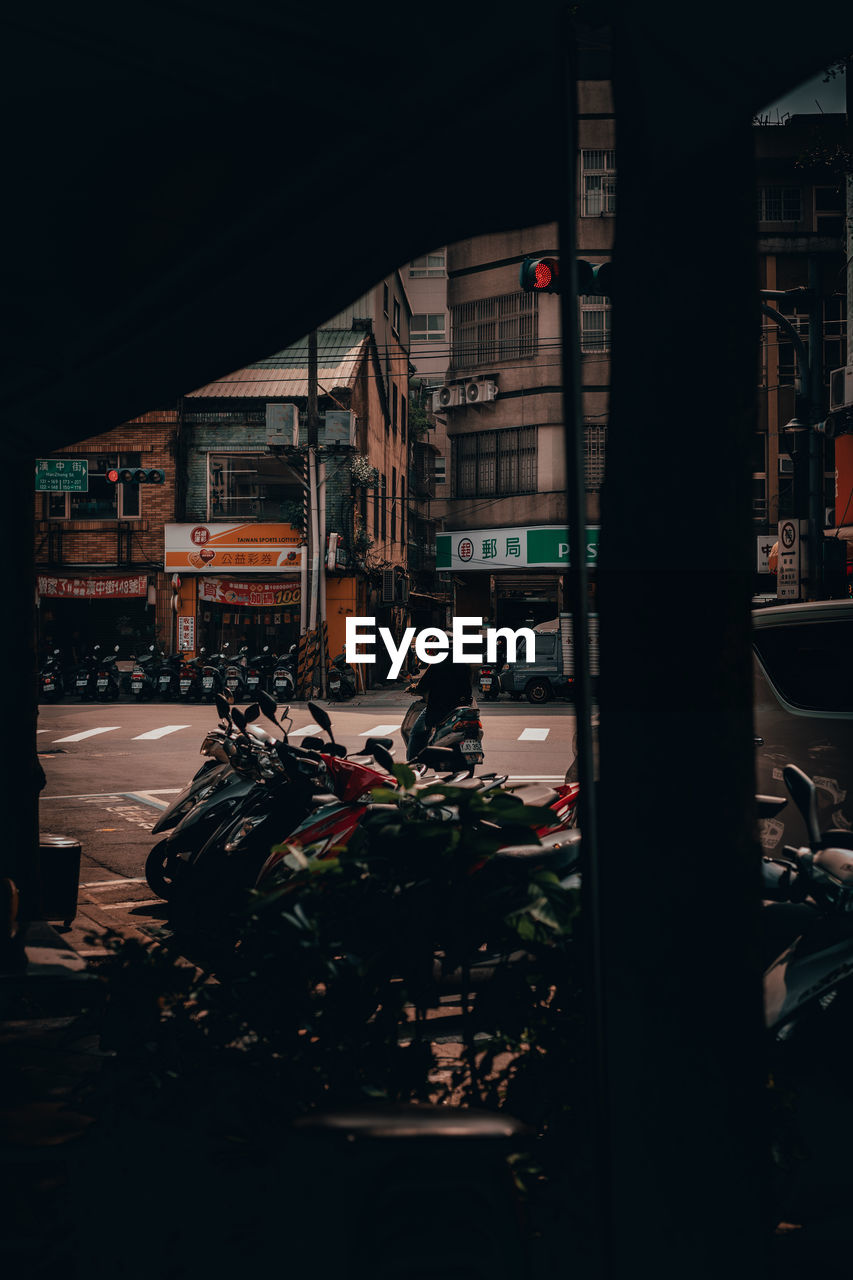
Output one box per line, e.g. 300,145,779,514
392,763,416,790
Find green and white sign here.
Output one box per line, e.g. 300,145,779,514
436,525,599,571
35,459,89,492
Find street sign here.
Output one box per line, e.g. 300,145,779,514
777,518,806,600
35,459,88,492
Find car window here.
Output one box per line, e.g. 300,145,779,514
753,619,853,712
534,634,557,661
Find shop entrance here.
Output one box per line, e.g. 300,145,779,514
38,596,153,664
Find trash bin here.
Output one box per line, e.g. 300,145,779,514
39,834,82,927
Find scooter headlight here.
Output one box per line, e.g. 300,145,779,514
224,815,267,853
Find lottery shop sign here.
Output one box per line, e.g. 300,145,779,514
198,578,302,607
165,523,305,573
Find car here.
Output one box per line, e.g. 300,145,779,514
562,600,853,853
753,599,853,851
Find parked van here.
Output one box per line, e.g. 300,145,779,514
498,613,599,704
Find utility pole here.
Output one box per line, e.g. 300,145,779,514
306,330,326,696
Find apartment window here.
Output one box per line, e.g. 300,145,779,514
373,481,379,536
823,295,847,381
401,394,407,443
409,252,446,277
815,185,844,235
756,186,802,223
450,292,538,368
581,149,616,217
391,468,397,542
208,453,301,520
383,283,389,315
411,313,446,342
43,452,142,520
452,427,537,498
580,297,612,353
392,297,401,334
381,474,387,539
392,383,398,435
584,423,607,492
400,474,405,543
434,455,447,486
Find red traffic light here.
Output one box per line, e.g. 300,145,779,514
519,255,561,293
534,259,557,289
106,468,120,484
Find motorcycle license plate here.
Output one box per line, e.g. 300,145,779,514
43,681,54,691
203,676,213,688
76,678,88,688
97,678,108,689
329,677,341,688
461,739,481,752
180,680,191,691
226,679,238,690
480,679,492,689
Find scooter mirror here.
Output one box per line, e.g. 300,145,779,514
244,702,260,723
215,693,231,720
231,706,247,732
371,742,396,774
258,689,278,721
301,736,326,751
308,701,334,736
783,764,822,847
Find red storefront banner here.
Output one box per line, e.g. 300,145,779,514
198,577,301,608
38,574,149,599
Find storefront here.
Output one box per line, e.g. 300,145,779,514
435,524,599,627
37,573,154,662
164,521,305,657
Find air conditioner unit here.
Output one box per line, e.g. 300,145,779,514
324,409,357,447
464,380,498,404
432,385,461,412
265,403,299,447
829,366,853,413
381,568,395,603
779,455,794,475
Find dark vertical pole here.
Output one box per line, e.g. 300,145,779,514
598,10,769,1277
808,255,824,596
557,12,610,1273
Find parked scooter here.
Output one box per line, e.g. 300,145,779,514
91,643,122,702
176,649,208,702
73,643,102,700
222,644,249,701
201,646,228,702
39,649,66,703
245,645,278,698
128,644,158,700
327,650,358,700
154,648,181,700
271,647,296,701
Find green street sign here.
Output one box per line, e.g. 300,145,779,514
35,459,89,492
436,524,599,570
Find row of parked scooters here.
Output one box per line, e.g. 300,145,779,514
38,643,297,704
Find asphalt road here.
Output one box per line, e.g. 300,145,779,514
37,696,577,953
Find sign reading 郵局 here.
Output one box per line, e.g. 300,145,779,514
35,459,88,492
435,525,600,571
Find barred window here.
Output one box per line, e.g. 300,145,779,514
452,427,537,497
580,297,612,353
581,149,616,217
450,292,538,368
584,423,607,492
756,186,802,223
409,252,446,278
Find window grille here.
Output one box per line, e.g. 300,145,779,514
451,427,537,497
581,149,616,217
580,298,612,353
409,252,446,278
450,292,538,368
584,424,607,492
44,452,142,520
756,186,802,222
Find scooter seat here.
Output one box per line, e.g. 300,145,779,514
505,782,560,809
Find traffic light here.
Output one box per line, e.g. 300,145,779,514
519,256,613,297
519,256,560,293
106,467,165,484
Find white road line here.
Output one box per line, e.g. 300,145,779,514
518,728,550,741
506,775,564,781
359,724,401,736
132,725,192,740
81,876,149,889
100,898,164,910
125,791,170,810
287,725,317,737
52,727,120,743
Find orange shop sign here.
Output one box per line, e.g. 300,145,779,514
198,578,301,607
164,523,305,574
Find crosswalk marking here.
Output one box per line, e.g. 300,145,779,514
288,725,318,737
52,727,120,743
81,876,149,889
359,724,401,736
518,728,550,741
132,725,191,741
